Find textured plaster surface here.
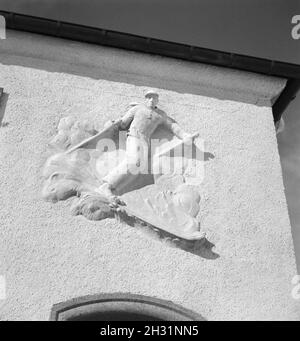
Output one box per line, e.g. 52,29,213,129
0,30,298,320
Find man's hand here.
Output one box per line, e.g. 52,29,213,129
182,133,196,145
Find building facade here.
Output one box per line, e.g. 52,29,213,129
0,29,298,320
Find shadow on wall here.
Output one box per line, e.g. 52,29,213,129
119,211,219,260
277,95,300,274
0,31,284,106
0,92,9,128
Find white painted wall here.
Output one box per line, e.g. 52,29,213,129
0,30,298,320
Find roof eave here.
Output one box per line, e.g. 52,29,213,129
1,10,299,122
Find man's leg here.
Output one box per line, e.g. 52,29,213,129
97,136,148,200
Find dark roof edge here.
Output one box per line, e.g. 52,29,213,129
1,10,299,121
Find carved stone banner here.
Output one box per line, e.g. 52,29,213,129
42,92,213,244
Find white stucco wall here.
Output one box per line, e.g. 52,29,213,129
0,30,298,321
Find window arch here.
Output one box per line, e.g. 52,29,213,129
50,293,205,321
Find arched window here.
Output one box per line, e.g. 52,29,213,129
50,293,205,321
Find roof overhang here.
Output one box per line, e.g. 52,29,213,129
1,10,299,123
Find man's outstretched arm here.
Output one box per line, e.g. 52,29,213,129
163,114,194,142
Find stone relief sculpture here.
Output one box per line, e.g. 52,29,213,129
42,91,214,245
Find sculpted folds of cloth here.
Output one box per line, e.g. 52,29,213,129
42,91,213,243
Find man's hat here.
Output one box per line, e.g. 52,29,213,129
145,90,159,98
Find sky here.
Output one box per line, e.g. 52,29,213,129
0,0,299,63
0,0,300,270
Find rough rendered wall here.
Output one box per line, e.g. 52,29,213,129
0,30,298,320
